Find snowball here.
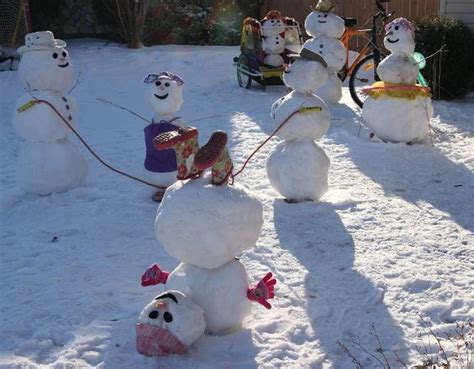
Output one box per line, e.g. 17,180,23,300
145,77,183,117
271,91,330,141
266,140,330,202
314,73,342,104
138,290,206,346
262,34,285,55
363,95,432,143
18,48,76,92
261,18,286,37
155,176,263,269
303,37,345,73
384,22,415,55
264,54,284,67
166,260,251,333
305,10,345,39
13,92,78,142
377,54,419,85
282,58,328,94
16,139,87,195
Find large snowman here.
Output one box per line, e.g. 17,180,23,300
304,0,346,104
137,127,276,356
142,71,188,202
362,18,433,143
13,31,87,195
266,46,331,203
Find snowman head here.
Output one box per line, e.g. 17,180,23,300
261,10,286,37
283,47,329,94
383,18,415,55
18,31,76,92
136,291,206,356
262,34,285,54
144,71,184,116
304,10,345,38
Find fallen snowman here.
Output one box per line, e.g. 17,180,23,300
362,17,433,143
136,127,276,356
13,31,87,195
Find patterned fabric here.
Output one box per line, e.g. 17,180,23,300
174,136,200,180
363,81,431,100
136,323,187,357
211,148,233,185
144,119,180,173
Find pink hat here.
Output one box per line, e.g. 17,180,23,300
136,323,188,357
385,17,415,39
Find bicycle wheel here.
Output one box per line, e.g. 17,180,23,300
349,54,380,108
237,55,252,89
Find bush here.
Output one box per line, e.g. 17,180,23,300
415,15,474,100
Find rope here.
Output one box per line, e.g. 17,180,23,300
229,106,323,183
22,99,167,190
97,97,149,122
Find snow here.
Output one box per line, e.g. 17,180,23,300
0,40,473,368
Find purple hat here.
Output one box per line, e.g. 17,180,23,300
144,71,185,85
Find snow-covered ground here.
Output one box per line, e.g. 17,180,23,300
1,40,472,368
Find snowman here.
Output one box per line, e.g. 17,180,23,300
304,0,346,103
260,10,287,67
142,71,189,202
136,291,206,356
136,132,276,355
266,46,331,203
362,18,433,143
13,31,87,195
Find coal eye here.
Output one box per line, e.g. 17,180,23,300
163,312,173,323
148,310,159,319
164,82,170,87
62,51,67,57
395,26,399,30
52,52,58,59
155,81,161,86
324,14,328,18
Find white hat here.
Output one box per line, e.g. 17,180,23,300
18,31,67,54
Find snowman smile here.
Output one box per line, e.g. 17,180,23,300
318,20,327,23
58,62,69,68
154,93,169,100
386,38,399,44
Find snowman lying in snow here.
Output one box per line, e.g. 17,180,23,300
362,18,433,143
135,99,276,356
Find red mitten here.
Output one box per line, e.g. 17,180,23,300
141,264,169,287
247,272,276,309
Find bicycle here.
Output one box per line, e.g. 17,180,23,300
338,0,395,108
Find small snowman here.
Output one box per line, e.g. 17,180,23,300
137,132,276,345
304,0,346,103
13,31,87,195
362,18,433,143
136,291,206,356
260,10,287,67
143,71,188,202
266,46,331,202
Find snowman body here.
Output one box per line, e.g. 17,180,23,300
266,57,331,202
262,34,285,67
143,75,187,187
363,18,432,143
304,9,346,103
154,176,263,333
14,32,87,195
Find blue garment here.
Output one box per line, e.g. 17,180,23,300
144,118,180,173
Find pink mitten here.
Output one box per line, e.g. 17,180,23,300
141,264,169,287
247,272,276,309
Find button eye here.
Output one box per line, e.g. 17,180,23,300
155,81,162,86
52,52,58,59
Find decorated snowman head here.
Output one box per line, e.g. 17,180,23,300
262,33,285,54
305,0,345,38
261,10,286,37
144,71,184,116
283,47,329,94
136,291,206,356
18,31,76,92
383,18,416,55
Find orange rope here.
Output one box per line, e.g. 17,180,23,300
32,99,167,190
